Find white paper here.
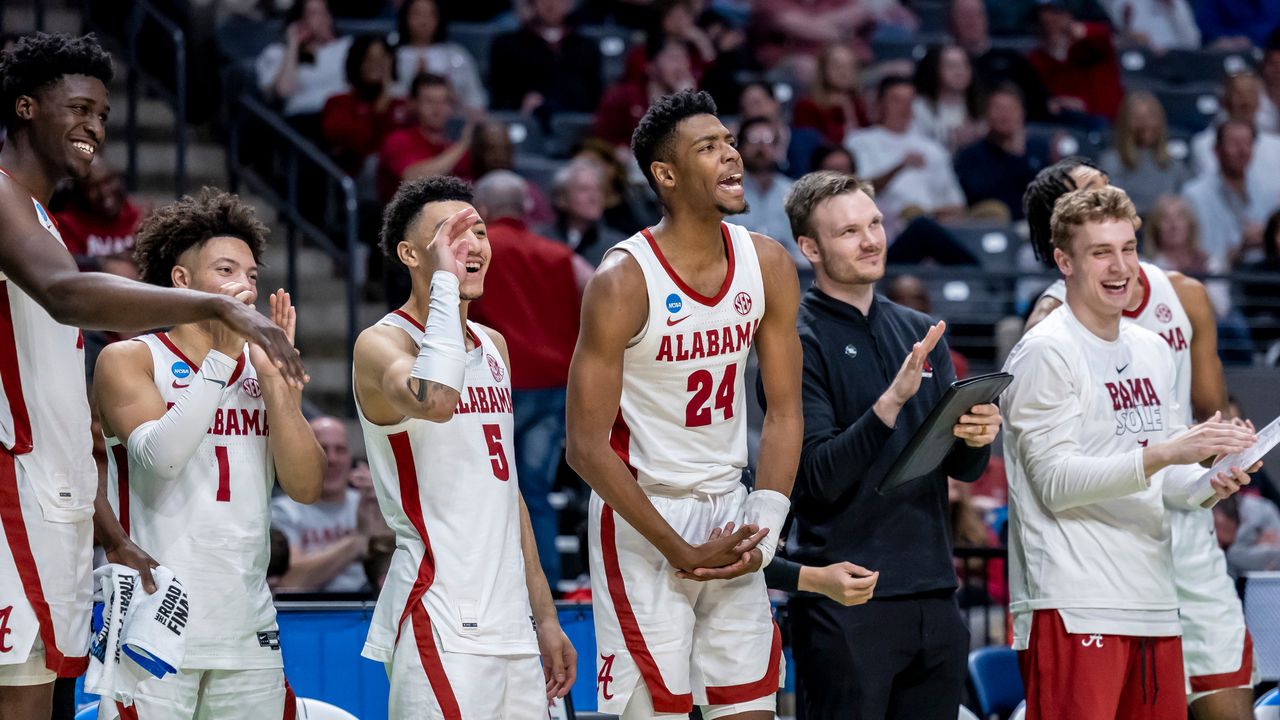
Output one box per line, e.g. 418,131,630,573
1191,415,1280,506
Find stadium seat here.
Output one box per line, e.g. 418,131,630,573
1158,48,1256,86
548,113,596,158
959,705,982,720
1257,687,1280,718
514,154,565,196
969,645,1025,719
1024,124,1108,162
579,25,637,85
75,707,96,720
945,223,1024,272
1010,700,1027,720
448,21,508,80
296,697,360,719
1155,87,1221,134
488,110,548,157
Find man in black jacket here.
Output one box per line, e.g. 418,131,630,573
775,171,1002,720
488,0,603,119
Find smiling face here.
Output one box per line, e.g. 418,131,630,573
19,73,110,182
171,235,260,304
656,113,745,215
405,0,440,45
1057,219,1140,322
407,199,491,300
802,189,887,286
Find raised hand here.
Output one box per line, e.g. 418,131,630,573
250,289,298,383
886,321,945,407
210,281,253,358
426,207,480,281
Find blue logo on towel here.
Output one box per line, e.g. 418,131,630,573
666,293,683,313
171,361,192,379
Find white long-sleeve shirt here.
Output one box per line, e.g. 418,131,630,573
1002,304,1205,649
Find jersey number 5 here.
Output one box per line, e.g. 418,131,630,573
482,424,511,481
685,363,737,427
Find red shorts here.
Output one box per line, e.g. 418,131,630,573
1018,610,1185,720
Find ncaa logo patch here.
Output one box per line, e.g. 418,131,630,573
241,377,261,398
488,354,505,382
171,361,192,379
666,293,683,313
734,291,752,315
1155,303,1173,324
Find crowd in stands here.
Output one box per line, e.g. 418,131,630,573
64,0,1280,600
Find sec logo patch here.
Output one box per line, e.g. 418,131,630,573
241,378,261,398
1155,303,1173,324
488,354,505,382
734,292,752,316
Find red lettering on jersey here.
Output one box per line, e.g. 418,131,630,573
656,336,674,362
675,334,690,362
1142,378,1160,406
477,388,492,414
225,408,241,435
211,409,225,435
1159,327,1188,351
1107,383,1122,411
1106,379,1161,411
1130,378,1149,406
706,327,721,356
466,387,481,414
486,387,502,414
690,332,705,360
241,409,262,435
0,605,13,653
736,323,751,349
720,326,736,354
598,654,616,700
498,387,513,413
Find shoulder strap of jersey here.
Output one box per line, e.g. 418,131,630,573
380,310,426,345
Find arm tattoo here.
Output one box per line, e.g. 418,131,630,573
410,377,429,402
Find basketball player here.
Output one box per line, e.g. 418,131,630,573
0,33,302,718
92,189,325,718
352,176,575,719
1003,185,1259,720
566,90,803,719
1024,160,1257,719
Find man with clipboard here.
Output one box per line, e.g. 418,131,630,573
773,171,1002,720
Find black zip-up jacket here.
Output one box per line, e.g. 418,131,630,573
763,286,991,598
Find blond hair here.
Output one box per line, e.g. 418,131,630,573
1049,186,1141,253
1114,91,1171,170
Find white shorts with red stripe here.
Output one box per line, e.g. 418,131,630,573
97,668,296,720
587,486,783,717
0,448,92,684
385,603,545,720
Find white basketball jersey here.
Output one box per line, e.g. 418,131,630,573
606,222,765,497
0,170,96,522
357,312,537,661
1042,261,1192,425
104,333,281,669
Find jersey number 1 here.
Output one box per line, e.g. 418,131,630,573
685,363,737,427
482,424,510,481
215,445,231,502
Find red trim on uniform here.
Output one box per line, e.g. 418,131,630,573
116,702,139,720
704,622,783,705
609,411,637,478
1190,630,1254,693
0,283,34,454
0,449,87,677
640,224,736,307
283,678,298,719
600,504,693,713
111,444,130,534
1123,266,1151,319
156,332,246,382
386,431,460,717
227,352,247,385
392,309,425,332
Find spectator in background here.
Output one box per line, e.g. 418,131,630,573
912,44,985,153
736,116,802,263
738,81,826,178
954,84,1051,221
1146,195,1210,275
266,528,290,595
271,417,376,593
593,32,696,148
1194,0,1280,50
1215,493,1280,578
1182,120,1271,270
620,0,716,85
1027,0,1125,123
321,34,411,176
1191,71,1280,184
792,43,870,147
489,0,603,118
749,0,916,72
539,158,625,266
1258,31,1280,134
54,158,145,267
1099,91,1190,215
845,76,967,233
392,0,487,111
1240,211,1280,350
1099,0,1200,51
949,0,1052,122
469,120,554,225
885,274,971,378
574,138,652,233
256,0,352,130
812,144,857,174
986,0,1111,36
377,73,473,201
949,478,1007,608
468,171,593,590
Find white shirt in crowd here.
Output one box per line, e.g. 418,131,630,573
393,44,488,109
844,126,965,226
1099,0,1201,51
271,488,368,593
1002,304,1209,650
255,35,353,117
911,97,978,151
1181,171,1272,269
1188,124,1280,189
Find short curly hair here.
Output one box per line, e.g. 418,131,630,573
631,89,718,197
133,188,269,287
1024,156,1103,267
1049,185,1140,255
380,175,473,264
0,32,113,132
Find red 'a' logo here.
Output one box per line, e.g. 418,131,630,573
598,653,616,700
0,605,13,653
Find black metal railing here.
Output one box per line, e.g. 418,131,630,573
227,94,360,406
955,545,1010,648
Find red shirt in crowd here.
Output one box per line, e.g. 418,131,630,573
593,82,651,147
467,217,582,390
377,126,472,201
321,92,411,176
1027,22,1125,120
55,199,143,258
791,97,871,146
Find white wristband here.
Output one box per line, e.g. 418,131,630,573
742,489,791,567
410,271,466,393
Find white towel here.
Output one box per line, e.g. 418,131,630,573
86,564,189,706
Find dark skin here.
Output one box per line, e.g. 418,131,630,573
0,73,303,718
565,113,804,720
